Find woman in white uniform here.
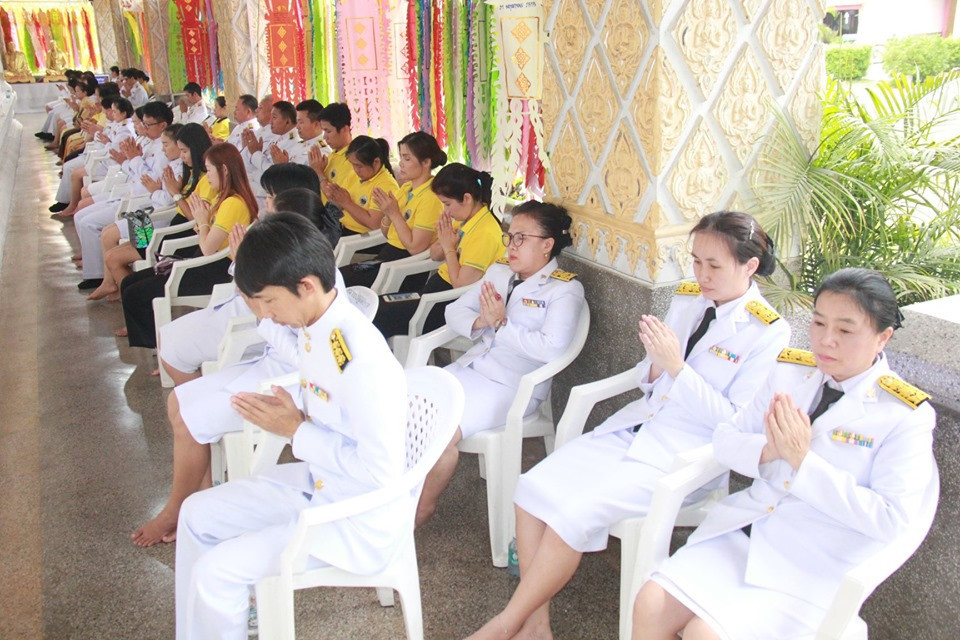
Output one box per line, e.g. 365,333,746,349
468,211,790,640
415,201,585,526
156,163,333,386
131,187,343,547
634,268,936,640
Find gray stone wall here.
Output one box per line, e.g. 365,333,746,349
548,253,959,638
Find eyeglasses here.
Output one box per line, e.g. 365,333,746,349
502,232,549,248
143,121,163,128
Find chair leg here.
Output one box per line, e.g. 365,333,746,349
484,451,509,568
210,440,226,485
376,587,396,607
395,562,424,640
153,297,174,388
254,576,296,640
477,453,486,480
223,431,252,480
618,522,643,640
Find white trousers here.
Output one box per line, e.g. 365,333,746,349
56,155,85,203
175,477,319,640
76,201,120,278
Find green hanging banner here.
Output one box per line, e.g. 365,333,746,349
167,0,188,91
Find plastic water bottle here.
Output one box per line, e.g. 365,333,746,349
508,538,520,577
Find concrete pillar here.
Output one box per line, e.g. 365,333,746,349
212,0,271,105
91,0,125,70
143,0,172,97
542,0,825,284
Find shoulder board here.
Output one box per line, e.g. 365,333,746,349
675,282,701,296
877,375,931,409
495,257,510,265
777,348,816,367
329,328,353,373
550,269,578,282
746,300,781,325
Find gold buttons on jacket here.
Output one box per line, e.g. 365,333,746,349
783,480,791,490
300,379,307,388
767,506,775,513
305,342,312,353
314,479,324,490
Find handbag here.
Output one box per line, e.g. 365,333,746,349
152,254,184,277
121,206,156,250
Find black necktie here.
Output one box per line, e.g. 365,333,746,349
809,385,845,423
505,276,523,305
683,306,716,360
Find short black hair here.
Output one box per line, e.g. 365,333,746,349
113,96,134,117
273,188,342,247
109,65,120,74
260,163,321,196
318,102,351,129
183,82,202,96
346,136,393,175
814,268,903,332
432,163,493,205
234,212,337,296
272,100,297,125
214,96,226,109
142,101,174,125
238,94,258,113
98,81,120,97
512,201,574,258
296,99,325,123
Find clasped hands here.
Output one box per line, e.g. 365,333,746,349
185,193,211,224
119,137,142,159
242,128,263,153
475,281,507,330
638,314,685,379
321,180,351,207
231,385,304,439
760,393,811,471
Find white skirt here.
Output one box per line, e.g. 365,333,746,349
175,350,299,444
650,532,826,640
444,362,539,439
515,430,687,553
158,295,253,374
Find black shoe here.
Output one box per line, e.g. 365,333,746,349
49,202,69,213
37,132,54,141
78,278,103,290
34,131,46,138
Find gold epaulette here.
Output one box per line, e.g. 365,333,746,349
330,328,353,373
777,348,816,366
495,256,510,265
878,375,931,409
675,282,701,296
746,300,781,325
550,269,578,282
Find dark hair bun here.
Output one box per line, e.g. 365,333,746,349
756,238,777,277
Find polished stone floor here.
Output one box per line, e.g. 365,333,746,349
0,113,623,639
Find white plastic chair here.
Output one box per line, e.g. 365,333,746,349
154,244,232,387
132,218,197,271
627,446,940,640
200,313,263,376
253,366,464,640
333,230,388,267
553,378,729,640
405,303,592,567
345,285,380,320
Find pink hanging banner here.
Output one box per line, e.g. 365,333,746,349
336,0,392,139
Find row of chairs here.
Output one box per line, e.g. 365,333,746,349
132,212,935,638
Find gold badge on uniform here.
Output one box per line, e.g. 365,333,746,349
746,300,781,325
549,269,578,282
359,195,369,205
777,348,816,366
522,298,546,308
307,382,329,402
675,282,701,296
330,328,353,373
877,375,931,409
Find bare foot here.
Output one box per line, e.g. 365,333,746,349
131,511,179,547
75,261,82,270
115,327,128,338
150,368,161,377
514,617,553,640
105,292,121,303
71,254,82,262
87,283,119,300
465,615,521,640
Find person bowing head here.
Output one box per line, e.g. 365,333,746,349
466,211,789,640
415,200,584,526
634,268,935,640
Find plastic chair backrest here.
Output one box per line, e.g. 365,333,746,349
345,286,379,321
402,367,465,480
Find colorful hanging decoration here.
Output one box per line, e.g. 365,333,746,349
175,0,212,87
335,0,391,140
489,0,548,213
468,0,494,169
265,0,307,102
307,0,337,105
167,0,187,90
385,0,412,143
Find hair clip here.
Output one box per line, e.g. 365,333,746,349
748,221,755,240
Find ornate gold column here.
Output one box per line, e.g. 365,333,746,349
143,0,172,96
213,0,271,104
542,0,825,284
91,0,124,70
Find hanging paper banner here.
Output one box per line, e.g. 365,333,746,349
167,0,187,90
175,0,212,87
335,0,391,140
489,0,548,214
307,0,337,105
385,0,412,142
265,0,307,102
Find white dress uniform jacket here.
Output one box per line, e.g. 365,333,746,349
289,133,329,165
679,352,936,610
594,281,791,466
174,100,209,125
445,259,585,401
225,117,260,150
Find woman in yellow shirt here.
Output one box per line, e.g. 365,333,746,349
209,97,231,140
373,163,505,338
320,135,401,235
120,142,258,350
341,131,448,288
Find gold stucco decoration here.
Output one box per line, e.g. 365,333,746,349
634,46,691,174
673,0,737,95
669,122,728,221
551,116,589,200
604,124,648,219
604,0,647,95
583,0,607,29
714,47,771,163
758,0,817,92
740,0,766,21
577,52,619,159
790,50,826,153
553,0,590,92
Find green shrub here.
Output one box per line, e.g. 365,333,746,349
825,44,872,80
883,35,949,80
819,23,841,45
945,38,960,70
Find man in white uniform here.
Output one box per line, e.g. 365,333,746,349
121,68,149,108
175,213,407,640
239,100,300,196
173,82,209,125
287,99,328,165
224,94,260,150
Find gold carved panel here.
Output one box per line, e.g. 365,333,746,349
583,0,607,28
790,50,825,153
758,0,817,92
634,46,690,174
714,47,770,163
553,0,589,92
551,115,589,201
673,0,737,96
541,63,562,140
603,124,648,219
740,0,766,21
576,51,618,160
604,0,647,95
669,121,728,221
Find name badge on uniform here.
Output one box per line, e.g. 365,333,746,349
830,429,874,448
522,298,546,308
308,382,329,402
708,345,740,363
